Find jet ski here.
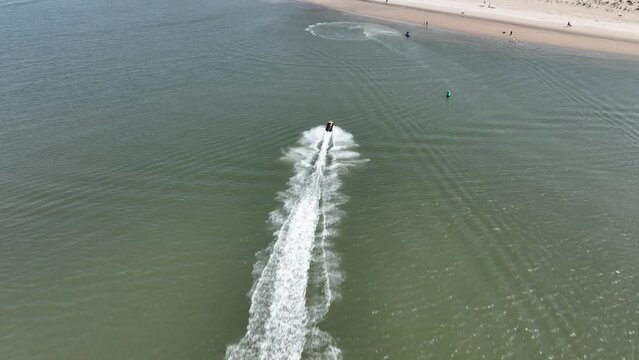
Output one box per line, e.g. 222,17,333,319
325,121,334,132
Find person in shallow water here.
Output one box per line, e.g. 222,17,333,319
405,31,410,38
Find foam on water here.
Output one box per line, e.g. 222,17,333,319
306,22,400,41
226,126,364,360
0,0,36,7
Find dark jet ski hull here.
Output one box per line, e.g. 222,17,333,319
325,121,334,132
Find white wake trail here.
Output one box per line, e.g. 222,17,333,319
226,126,363,360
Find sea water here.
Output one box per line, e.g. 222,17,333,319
1,0,638,359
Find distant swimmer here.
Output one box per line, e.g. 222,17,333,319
405,31,410,38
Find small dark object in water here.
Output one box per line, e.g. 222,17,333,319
405,31,410,38
446,90,452,98
326,121,334,132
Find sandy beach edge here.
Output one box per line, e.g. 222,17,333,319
299,0,639,57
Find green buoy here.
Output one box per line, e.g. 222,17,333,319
446,90,452,98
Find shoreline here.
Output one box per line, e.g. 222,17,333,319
301,0,639,57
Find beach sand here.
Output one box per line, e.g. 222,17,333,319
301,0,639,56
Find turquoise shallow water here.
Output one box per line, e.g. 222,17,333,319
1,0,638,358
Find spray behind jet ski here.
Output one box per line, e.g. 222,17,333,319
226,125,364,360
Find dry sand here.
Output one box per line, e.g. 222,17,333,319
301,0,639,56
